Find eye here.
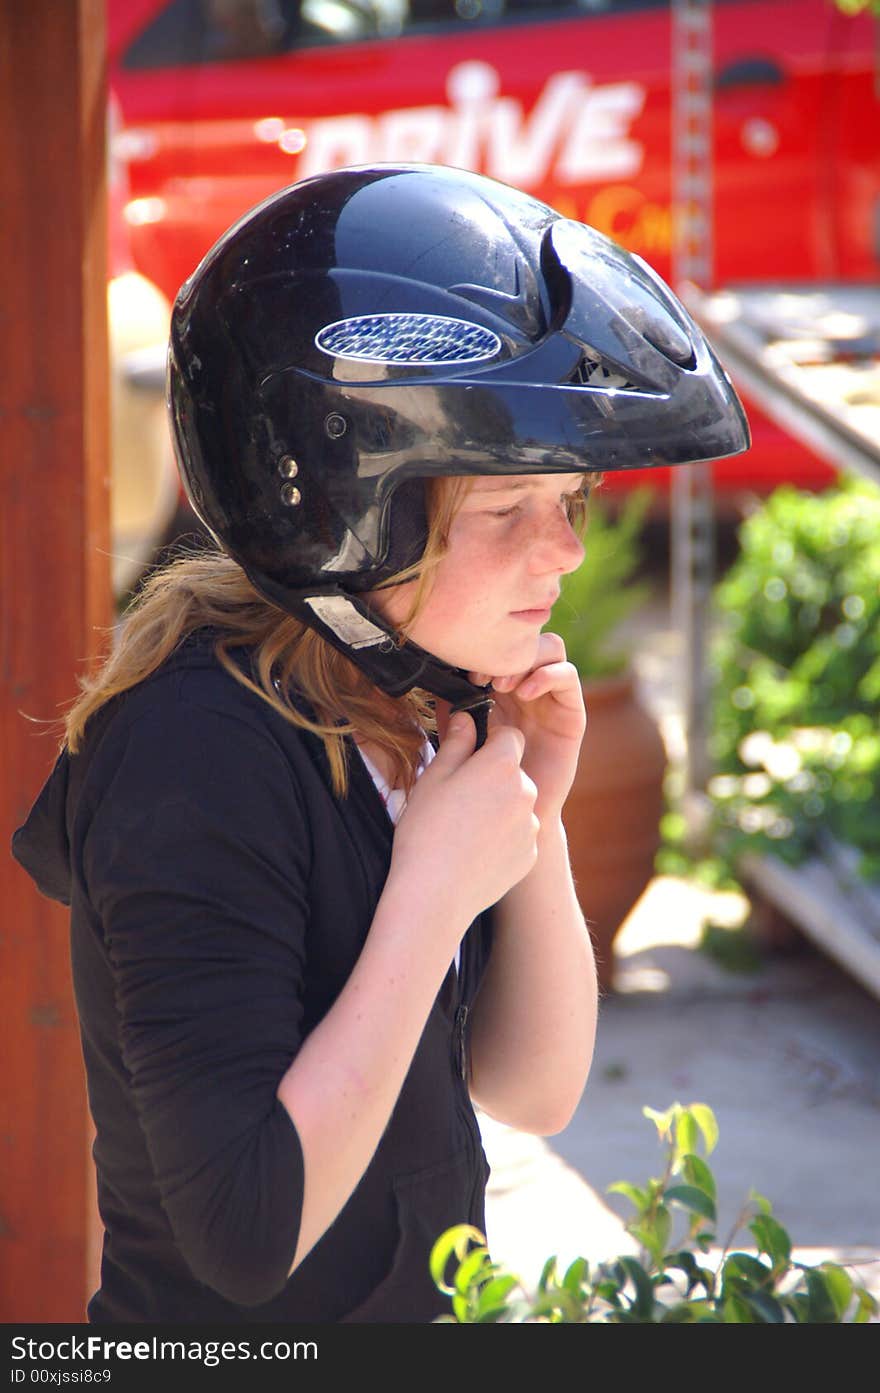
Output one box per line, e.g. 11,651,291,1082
486,485,587,520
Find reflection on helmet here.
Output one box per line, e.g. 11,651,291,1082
168,163,749,716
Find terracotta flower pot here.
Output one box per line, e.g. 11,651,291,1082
562,668,667,992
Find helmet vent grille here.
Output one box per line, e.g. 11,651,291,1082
316,313,501,366
574,352,637,391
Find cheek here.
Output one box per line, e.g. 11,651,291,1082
420,543,508,629
423,567,476,618
378,524,521,647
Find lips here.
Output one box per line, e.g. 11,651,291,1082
511,605,554,621
511,596,558,616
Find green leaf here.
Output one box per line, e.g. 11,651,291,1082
688,1104,719,1155
526,1287,586,1323
817,1263,853,1319
855,1287,879,1323
675,1111,698,1161
562,1256,590,1296
805,1268,843,1323
643,1104,675,1140
653,1203,672,1257
628,1223,658,1256
721,1251,773,1289
723,1294,755,1323
663,1249,714,1298
451,1292,470,1323
454,1245,494,1297
630,1206,672,1266
616,1256,656,1320
611,1308,646,1325
537,1254,558,1293
663,1300,724,1323
470,1303,511,1323
594,1278,623,1306
681,1152,717,1202
742,1290,786,1323
429,1224,487,1296
780,1292,810,1323
664,1183,717,1223
748,1213,792,1268
748,1188,773,1215
607,1180,649,1212
477,1274,520,1313
474,1293,525,1321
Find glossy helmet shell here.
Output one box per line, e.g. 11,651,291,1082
167,163,749,599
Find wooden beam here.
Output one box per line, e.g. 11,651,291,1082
1,0,111,1320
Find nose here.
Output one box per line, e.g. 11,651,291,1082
528,507,585,577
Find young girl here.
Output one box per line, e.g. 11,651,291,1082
13,163,748,1323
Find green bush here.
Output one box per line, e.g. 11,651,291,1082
431,1102,878,1323
708,476,880,881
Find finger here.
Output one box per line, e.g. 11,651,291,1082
492,633,569,693
434,710,477,763
433,698,453,741
512,661,583,705
535,631,567,662
485,723,526,762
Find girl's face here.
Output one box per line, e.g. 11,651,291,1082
365,472,587,679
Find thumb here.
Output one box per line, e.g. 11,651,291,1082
438,710,477,757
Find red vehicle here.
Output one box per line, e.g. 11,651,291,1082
108,0,879,510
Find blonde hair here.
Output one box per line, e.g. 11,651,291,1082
65,473,595,797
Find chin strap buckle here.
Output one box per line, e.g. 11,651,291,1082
449,693,495,750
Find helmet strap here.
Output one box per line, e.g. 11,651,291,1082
244,571,495,747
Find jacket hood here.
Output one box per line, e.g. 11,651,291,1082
12,748,73,906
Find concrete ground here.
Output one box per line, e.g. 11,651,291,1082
479,578,880,1313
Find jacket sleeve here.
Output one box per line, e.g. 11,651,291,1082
82,692,311,1307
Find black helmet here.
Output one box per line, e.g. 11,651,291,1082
168,163,749,726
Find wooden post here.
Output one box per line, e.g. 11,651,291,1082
1,0,111,1320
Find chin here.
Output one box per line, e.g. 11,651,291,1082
464,650,537,681
428,631,539,678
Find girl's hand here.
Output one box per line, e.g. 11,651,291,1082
468,632,586,825
390,716,540,925
389,633,585,925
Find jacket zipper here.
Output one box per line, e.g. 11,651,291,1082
452,919,490,1222
454,1002,469,1083
454,912,471,1083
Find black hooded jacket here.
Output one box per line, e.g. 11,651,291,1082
12,634,492,1323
